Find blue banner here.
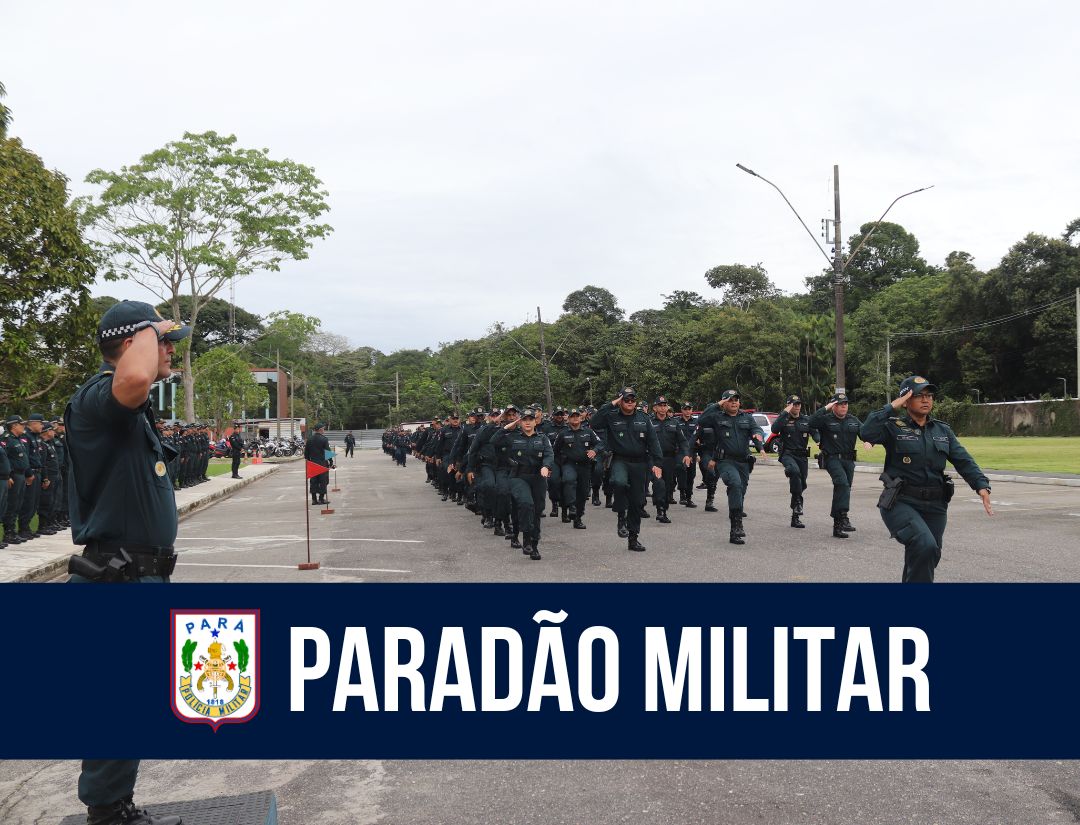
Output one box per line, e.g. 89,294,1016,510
4,583,1076,759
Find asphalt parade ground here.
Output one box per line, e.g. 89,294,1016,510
4,451,1080,824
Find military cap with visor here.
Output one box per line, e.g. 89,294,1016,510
97,300,191,343
619,387,637,400
786,394,803,405
898,375,938,397
720,389,740,400
4,415,25,426
830,392,850,404
653,395,670,406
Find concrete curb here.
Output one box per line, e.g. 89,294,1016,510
2,461,284,584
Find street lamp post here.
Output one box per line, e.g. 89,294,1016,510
736,163,932,396
1058,377,1068,400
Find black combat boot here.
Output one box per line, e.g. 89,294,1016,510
493,522,505,536
510,533,522,549
561,506,571,523
730,509,745,538
794,495,804,515
832,517,848,538
639,506,651,519
591,491,601,507
617,516,629,538
572,517,586,529
604,492,613,509
5,533,23,544
441,490,449,501
729,513,745,545
839,512,856,532
549,501,559,518
656,507,671,524
525,541,541,560
627,533,646,552
481,516,493,529
684,494,697,509
790,510,805,529
704,495,717,513
86,796,183,825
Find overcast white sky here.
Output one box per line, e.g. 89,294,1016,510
5,1,1079,352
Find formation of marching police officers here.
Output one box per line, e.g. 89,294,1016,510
383,375,994,581
1,413,216,547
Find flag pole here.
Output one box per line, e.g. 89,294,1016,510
299,461,320,570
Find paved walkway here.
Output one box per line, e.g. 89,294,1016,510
0,462,281,583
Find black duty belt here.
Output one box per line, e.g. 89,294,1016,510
662,451,679,458
721,454,750,463
83,542,177,578
824,451,857,462
902,484,944,501
9,470,25,476
613,455,648,463
784,447,810,457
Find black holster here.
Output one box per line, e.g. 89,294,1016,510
877,472,904,510
943,474,955,503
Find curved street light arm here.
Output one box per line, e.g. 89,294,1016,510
841,186,934,273
736,163,834,268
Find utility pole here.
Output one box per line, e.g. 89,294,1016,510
885,334,891,400
487,355,493,410
275,349,282,438
537,306,553,411
832,165,846,395
395,371,400,410
1076,287,1079,401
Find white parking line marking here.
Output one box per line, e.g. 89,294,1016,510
175,537,424,543
177,562,412,573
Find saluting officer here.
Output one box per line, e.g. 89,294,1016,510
589,387,663,552
808,392,863,538
695,390,764,545
65,299,188,825
552,406,603,529
649,396,692,524
51,419,70,529
771,394,816,528
861,375,994,583
305,423,332,505
492,405,554,560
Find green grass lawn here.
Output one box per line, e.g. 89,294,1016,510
807,436,1080,475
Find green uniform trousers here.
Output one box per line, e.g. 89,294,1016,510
609,457,648,535
715,458,749,512
510,473,546,544
823,455,855,517
879,499,948,583
779,454,808,498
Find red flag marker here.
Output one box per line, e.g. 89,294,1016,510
306,460,330,479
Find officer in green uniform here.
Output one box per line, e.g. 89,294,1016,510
65,299,189,825
494,405,522,545
649,396,692,524
589,388,663,552
809,392,863,538
675,401,699,508
861,375,994,583
2,416,30,544
553,407,603,529
695,390,765,545
51,419,70,529
0,419,11,548
492,406,554,560
17,412,47,539
35,423,61,534
466,409,501,530
771,394,817,528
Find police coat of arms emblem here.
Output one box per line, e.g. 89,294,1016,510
171,609,260,729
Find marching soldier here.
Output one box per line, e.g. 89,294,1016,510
0,418,11,548
552,407,603,529
860,375,994,583
539,406,568,518
771,394,816,528
589,388,663,552
344,430,356,457
694,390,764,545
491,405,554,560
675,401,699,508
493,404,523,544
466,409,502,529
649,396,692,524
809,392,863,538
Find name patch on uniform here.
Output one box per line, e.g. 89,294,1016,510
933,436,949,442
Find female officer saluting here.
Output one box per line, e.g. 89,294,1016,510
860,375,994,583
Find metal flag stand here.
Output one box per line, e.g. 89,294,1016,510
299,461,324,570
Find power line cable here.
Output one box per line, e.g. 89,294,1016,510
891,294,1074,338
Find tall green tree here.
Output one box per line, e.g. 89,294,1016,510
0,131,97,409
703,263,778,310
561,285,624,325
177,348,268,429
155,296,263,357
79,131,332,422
